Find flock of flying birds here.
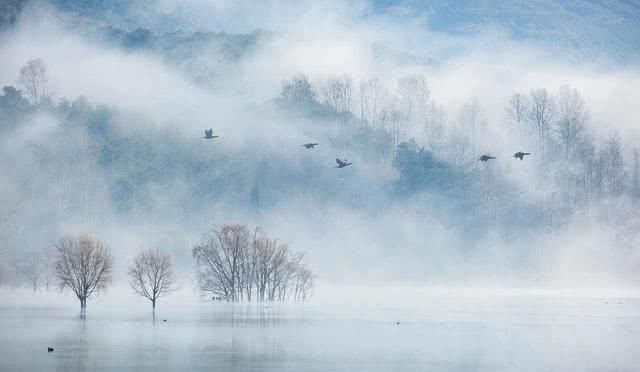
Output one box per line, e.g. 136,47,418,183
202,129,352,168
480,151,531,162
203,128,530,168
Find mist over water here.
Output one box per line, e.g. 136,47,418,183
1,287,639,372
1,0,640,370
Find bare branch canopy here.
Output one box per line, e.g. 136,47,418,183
54,234,113,309
128,248,177,309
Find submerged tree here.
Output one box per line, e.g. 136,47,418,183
192,224,249,301
13,251,43,292
54,234,113,309
128,248,177,310
192,224,314,302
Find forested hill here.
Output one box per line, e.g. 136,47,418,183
1,0,639,284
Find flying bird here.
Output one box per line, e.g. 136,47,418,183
202,129,219,139
478,154,496,162
302,143,319,149
335,158,352,168
47,347,54,352
513,152,531,160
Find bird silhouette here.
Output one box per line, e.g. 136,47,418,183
302,143,319,149
335,158,352,168
513,151,531,160
202,129,219,139
478,154,496,162
47,347,54,352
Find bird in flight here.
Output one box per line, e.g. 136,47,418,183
335,158,352,168
513,152,531,160
302,143,319,149
202,129,219,139
478,154,496,162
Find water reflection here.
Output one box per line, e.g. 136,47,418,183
0,297,638,372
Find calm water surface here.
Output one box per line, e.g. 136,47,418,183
0,293,638,371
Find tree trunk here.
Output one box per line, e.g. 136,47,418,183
152,299,156,310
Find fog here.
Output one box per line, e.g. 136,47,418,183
1,0,640,297
2,2,640,370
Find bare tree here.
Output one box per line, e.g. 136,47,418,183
529,89,555,159
458,98,486,160
602,131,626,197
359,78,383,128
251,235,277,301
507,92,529,145
54,234,113,309
397,74,430,142
397,74,430,125
575,138,598,206
267,243,291,301
321,75,353,114
192,224,250,301
13,251,43,292
555,85,589,159
423,102,447,155
387,107,405,156
292,265,315,302
128,248,177,310
18,58,52,105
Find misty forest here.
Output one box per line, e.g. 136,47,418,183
1,1,639,371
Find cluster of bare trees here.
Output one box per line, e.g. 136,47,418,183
280,71,639,231
50,234,180,310
0,234,176,310
287,73,491,175
312,73,440,173
3,249,56,292
52,234,180,310
49,234,176,309
506,86,628,208
321,75,353,114
192,224,314,302
290,72,631,190
2,226,312,309
507,86,588,162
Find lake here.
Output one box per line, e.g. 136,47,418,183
0,287,638,371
